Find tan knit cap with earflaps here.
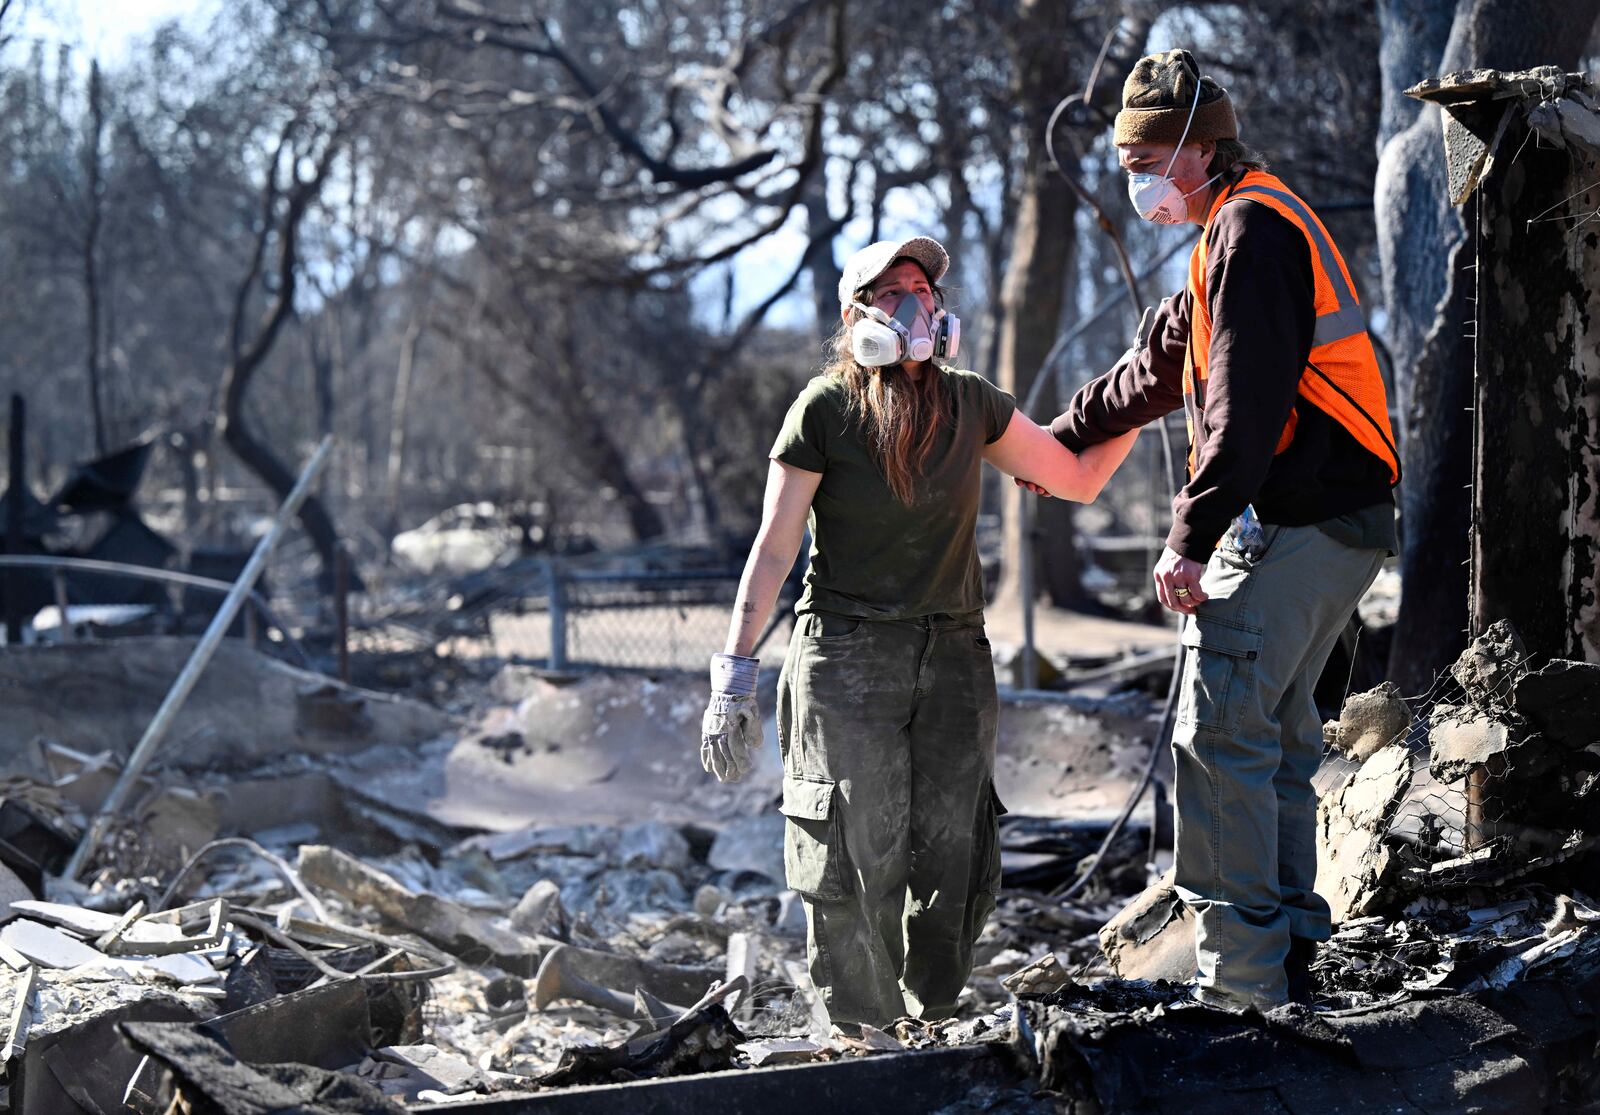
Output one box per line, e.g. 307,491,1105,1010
1113,49,1237,147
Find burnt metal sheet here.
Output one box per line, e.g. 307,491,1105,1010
51,441,155,513
16,998,201,1115
1018,972,1600,1115
203,978,374,1071
413,1044,1019,1114
120,1020,405,1115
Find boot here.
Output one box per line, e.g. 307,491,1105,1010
1285,935,1318,1005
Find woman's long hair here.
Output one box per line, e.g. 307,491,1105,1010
822,273,951,505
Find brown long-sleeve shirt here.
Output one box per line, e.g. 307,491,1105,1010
1050,199,1395,561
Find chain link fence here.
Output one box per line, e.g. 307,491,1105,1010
491,569,793,671
351,562,796,673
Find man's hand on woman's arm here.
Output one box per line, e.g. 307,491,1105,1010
983,411,1139,502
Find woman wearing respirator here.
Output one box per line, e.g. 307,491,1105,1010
699,236,1139,1030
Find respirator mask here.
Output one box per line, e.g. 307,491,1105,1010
1126,73,1220,225
849,294,960,368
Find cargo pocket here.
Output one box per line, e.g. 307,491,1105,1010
779,775,845,901
1177,619,1262,734
966,783,1007,943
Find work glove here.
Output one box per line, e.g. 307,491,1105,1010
701,652,761,783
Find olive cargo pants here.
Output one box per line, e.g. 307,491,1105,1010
775,612,1004,1028
1173,522,1385,1010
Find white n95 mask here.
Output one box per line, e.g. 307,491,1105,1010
1128,171,1219,225
849,295,960,367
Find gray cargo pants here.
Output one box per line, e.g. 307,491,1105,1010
775,611,1003,1029
1173,522,1385,1010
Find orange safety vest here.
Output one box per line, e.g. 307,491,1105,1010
1183,169,1400,484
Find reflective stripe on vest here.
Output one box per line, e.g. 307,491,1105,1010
1184,170,1400,485
1231,184,1369,347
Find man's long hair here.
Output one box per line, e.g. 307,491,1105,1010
1208,137,1270,186
821,266,950,506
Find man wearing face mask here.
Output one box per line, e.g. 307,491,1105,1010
1040,50,1399,1011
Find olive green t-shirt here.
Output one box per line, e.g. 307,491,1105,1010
770,367,1016,620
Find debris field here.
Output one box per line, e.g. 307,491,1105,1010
0,618,1590,1113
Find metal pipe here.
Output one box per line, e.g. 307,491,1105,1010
50,570,71,643
1019,496,1038,691
61,436,334,880
547,559,567,671
0,555,308,666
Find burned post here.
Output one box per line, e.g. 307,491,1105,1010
1407,68,1600,663
1398,69,1600,857
4,394,22,645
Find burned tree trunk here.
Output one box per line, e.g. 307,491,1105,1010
217,127,354,592
991,2,1079,611
1471,114,1583,659
802,177,842,344
384,314,422,541
992,167,1086,610
82,60,108,457
993,6,1153,613
1384,224,1475,694
1408,71,1600,662
1376,0,1600,691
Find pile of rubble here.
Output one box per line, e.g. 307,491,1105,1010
1010,621,1600,1112
0,775,1138,1112
1317,620,1598,926
0,635,1162,1112
0,618,1592,1112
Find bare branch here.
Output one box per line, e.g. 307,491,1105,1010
434,0,778,188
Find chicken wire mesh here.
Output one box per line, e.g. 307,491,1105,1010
1316,620,1596,902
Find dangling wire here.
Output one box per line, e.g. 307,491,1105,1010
1034,40,1200,905
1045,92,1145,321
